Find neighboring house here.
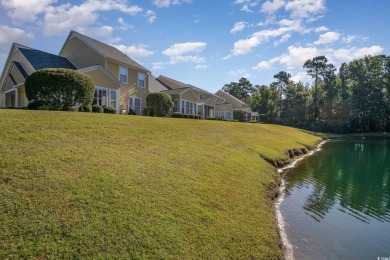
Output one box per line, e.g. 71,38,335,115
148,75,169,93
157,75,233,120
215,90,255,121
0,30,150,115
0,43,77,108
59,31,150,115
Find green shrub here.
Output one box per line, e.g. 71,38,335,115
27,100,48,110
172,112,183,118
207,117,218,120
182,114,189,119
25,68,95,111
79,105,92,112
233,110,246,120
146,92,173,117
104,107,117,114
92,105,103,113
248,120,258,123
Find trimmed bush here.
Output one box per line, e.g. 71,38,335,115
79,105,92,112
248,120,258,123
172,112,183,118
233,110,246,120
27,100,48,110
104,106,117,114
92,105,104,113
25,68,95,111
146,92,173,117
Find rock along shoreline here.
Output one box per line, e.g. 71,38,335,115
275,140,326,260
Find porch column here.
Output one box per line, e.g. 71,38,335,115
15,89,18,108
3,93,6,107
203,104,205,118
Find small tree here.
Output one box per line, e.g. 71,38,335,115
146,92,173,117
25,68,94,110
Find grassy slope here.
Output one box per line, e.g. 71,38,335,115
0,110,320,259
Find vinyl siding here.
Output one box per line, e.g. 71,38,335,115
2,77,14,92
0,93,4,107
60,37,105,69
82,70,119,89
17,86,28,107
1,50,34,92
107,61,149,115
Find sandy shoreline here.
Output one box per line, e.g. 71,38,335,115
276,141,326,260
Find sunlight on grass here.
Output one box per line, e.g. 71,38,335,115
0,110,321,259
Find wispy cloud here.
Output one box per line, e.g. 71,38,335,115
230,22,247,34
152,0,192,8
162,42,207,65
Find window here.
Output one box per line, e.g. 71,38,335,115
110,90,116,108
93,87,118,109
119,66,128,84
180,99,197,115
138,72,145,88
129,97,142,115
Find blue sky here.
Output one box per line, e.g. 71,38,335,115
1,0,389,93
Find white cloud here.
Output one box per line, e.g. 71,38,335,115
145,10,156,24
314,31,340,45
230,22,246,34
261,0,285,15
0,25,34,60
229,69,251,78
152,0,191,8
314,26,329,33
118,17,133,30
342,35,355,43
195,64,207,69
291,71,308,82
240,4,254,12
162,42,207,65
252,61,272,70
42,0,142,36
274,33,291,46
113,44,154,58
285,0,325,20
0,0,55,23
258,45,384,71
152,62,165,70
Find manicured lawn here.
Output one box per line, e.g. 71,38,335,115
0,110,321,259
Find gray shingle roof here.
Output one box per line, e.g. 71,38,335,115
72,31,149,72
19,47,76,70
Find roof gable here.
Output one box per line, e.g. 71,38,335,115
19,47,76,70
63,31,149,72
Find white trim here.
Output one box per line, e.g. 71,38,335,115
180,98,197,115
137,71,145,88
129,96,142,115
93,86,120,111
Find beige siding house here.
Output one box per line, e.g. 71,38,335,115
0,43,77,108
215,90,254,121
59,31,150,115
157,75,234,120
0,31,150,115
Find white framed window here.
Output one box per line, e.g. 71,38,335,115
93,86,119,110
180,99,197,115
138,72,145,88
129,96,142,115
119,65,128,84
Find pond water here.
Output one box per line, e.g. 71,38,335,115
280,140,390,259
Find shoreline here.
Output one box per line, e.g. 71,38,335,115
275,140,326,260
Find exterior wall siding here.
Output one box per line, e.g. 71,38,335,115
107,61,149,115
61,37,105,69
0,93,4,107
82,70,118,89
17,87,28,107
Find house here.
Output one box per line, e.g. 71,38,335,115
0,30,150,115
215,90,255,121
148,75,169,93
59,31,150,115
157,75,234,120
0,43,77,108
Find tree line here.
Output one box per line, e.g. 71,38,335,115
223,55,390,133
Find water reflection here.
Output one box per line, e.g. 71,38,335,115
284,140,390,223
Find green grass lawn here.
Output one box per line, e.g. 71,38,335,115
0,110,321,259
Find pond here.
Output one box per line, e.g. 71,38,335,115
280,140,390,259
